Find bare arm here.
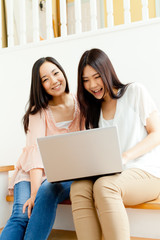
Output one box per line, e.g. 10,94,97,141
23,168,43,218
123,111,160,163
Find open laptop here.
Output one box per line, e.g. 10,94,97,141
37,126,123,182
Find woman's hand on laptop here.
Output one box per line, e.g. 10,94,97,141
122,152,130,164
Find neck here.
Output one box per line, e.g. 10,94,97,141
103,88,118,102
49,92,70,106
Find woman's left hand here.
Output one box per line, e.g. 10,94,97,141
23,195,36,218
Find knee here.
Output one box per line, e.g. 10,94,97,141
35,181,57,202
93,176,120,200
10,205,29,224
93,177,106,199
70,180,93,203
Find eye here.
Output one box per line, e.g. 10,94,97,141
95,75,100,79
42,78,48,83
54,71,59,76
82,79,88,82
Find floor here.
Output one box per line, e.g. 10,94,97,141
0,228,157,240
48,230,157,240
48,230,77,240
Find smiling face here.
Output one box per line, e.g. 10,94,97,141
82,65,105,99
40,61,66,97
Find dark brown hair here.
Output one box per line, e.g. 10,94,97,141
23,57,69,133
77,48,129,129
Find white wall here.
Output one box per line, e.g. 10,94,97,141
1,18,160,238
0,18,160,167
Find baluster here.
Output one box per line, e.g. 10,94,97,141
90,0,97,31
106,0,114,27
6,0,14,47
155,0,160,17
32,0,40,42
123,0,131,24
68,10,75,35
19,0,26,45
60,0,67,36
141,0,149,21
46,0,54,39
0,0,2,48
83,6,90,32
74,0,82,34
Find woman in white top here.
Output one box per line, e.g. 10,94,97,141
70,48,160,240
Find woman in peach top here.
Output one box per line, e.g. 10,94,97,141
0,57,81,240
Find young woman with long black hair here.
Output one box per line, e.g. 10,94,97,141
70,48,160,240
1,57,81,240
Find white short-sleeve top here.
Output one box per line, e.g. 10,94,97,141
99,82,160,178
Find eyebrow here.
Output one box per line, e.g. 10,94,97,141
82,72,99,79
41,68,57,79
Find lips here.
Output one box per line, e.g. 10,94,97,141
52,83,61,90
92,88,103,94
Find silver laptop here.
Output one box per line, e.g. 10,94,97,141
37,126,123,182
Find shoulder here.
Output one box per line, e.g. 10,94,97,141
124,82,149,100
123,82,157,114
119,82,148,109
126,82,146,93
28,108,47,126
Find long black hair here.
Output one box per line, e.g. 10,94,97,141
23,57,69,133
77,48,129,129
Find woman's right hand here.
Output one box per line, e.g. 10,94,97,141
23,194,36,218
23,168,43,218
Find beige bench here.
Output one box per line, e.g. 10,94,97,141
5,194,160,210
4,165,160,210
1,165,160,210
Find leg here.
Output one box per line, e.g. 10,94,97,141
24,179,72,240
0,182,30,240
70,180,102,240
93,168,160,240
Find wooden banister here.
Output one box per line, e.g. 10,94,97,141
6,195,14,202
0,165,14,172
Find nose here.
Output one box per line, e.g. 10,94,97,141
50,75,58,85
89,79,97,89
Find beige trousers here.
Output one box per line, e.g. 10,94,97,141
70,168,160,240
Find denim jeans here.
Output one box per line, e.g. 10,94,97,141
0,179,72,240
